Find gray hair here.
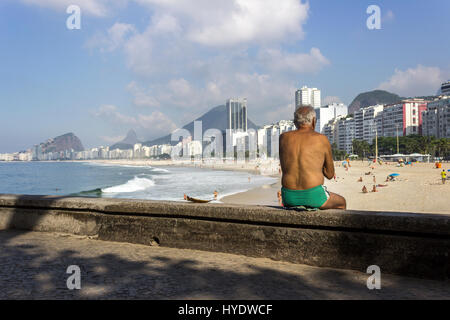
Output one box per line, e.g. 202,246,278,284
294,105,316,127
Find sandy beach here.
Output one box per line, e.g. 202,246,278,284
223,161,450,215
85,159,450,215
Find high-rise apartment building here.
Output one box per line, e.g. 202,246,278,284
354,105,384,143
422,96,450,138
295,86,321,109
226,98,248,132
315,103,348,133
323,115,355,154
382,99,428,137
336,117,355,154
440,81,450,96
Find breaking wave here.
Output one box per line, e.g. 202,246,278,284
102,176,155,193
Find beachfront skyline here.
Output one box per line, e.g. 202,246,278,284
0,0,449,152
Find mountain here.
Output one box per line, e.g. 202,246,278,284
110,129,140,150
40,133,84,153
348,90,403,114
143,105,259,147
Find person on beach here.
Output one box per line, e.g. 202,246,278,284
279,105,346,210
277,191,283,206
386,175,395,182
441,170,447,184
214,190,218,200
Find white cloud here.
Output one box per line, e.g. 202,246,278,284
92,105,177,138
93,105,137,125
78,0,327,129
187,0,308,46
151,14,181,34
86,23,136,52
137,0,309,46
378,65,446,97
127,82,160,108
123,27,155,75
259,47,330,73
20,0,128,17
137,112,177,132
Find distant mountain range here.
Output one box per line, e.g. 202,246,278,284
348,90,404,114
40,133,84,153
142,105,259,147
110,130,141,150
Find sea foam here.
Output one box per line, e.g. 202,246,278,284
150,167,170,173
102,176,155,193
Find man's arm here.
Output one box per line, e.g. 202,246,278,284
279,132,286,164
322,137,335,180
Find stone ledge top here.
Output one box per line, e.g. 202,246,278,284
0,194,449,237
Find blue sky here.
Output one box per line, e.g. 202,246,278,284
0,0,449,152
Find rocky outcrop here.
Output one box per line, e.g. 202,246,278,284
41,133,84,153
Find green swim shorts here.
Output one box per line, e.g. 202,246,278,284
281,185,330,208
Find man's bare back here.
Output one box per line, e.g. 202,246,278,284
278,106,346,210
279,129,334,190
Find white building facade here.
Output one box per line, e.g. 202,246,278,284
295,86,321,109
422,96,450,138
315,103,348,134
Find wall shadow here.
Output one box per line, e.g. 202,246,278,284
1,229,450,299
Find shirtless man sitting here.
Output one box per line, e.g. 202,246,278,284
279,105,346,210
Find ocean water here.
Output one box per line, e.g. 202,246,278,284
0,162,277,202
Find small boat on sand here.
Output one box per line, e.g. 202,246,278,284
185,195,212,203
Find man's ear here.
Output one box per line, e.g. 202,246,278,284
312,118,317,129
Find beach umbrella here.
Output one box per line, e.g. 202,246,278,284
389,173,400,177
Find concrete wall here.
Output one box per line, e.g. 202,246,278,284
1,194,449,280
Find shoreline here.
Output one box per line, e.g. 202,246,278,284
221,180,281,206
82,159,283,203
2,159,449,215
84,159,282,203
83,159,280,177
1,159,281,203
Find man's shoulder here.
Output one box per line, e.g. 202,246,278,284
309,132,331,148
316,132,329,141
281,130,327,140
308,131,329,141
280,131,296,139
